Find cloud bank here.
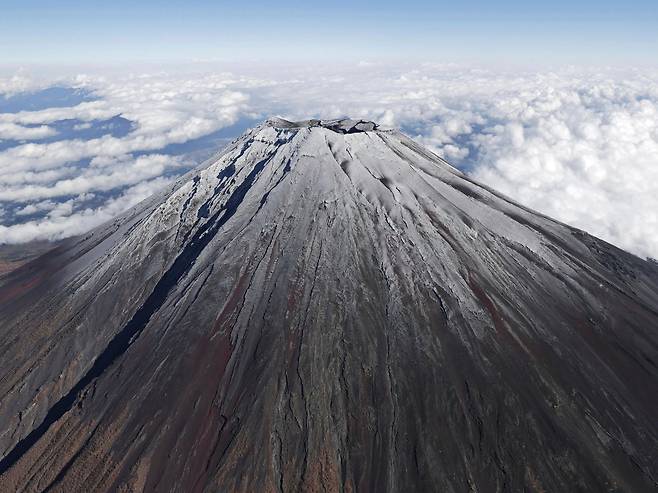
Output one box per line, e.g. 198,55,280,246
1,64,657,260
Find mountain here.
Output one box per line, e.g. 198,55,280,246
0,118,657,492
0,241,59,276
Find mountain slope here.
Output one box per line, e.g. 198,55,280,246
0,118,657,492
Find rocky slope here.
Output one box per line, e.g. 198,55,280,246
0,241,58,277
0,118,657,492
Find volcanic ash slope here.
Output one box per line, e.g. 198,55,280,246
0,118,657,492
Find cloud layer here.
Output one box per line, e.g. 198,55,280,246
1,64,657,259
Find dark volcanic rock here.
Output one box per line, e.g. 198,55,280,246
0,118,657,492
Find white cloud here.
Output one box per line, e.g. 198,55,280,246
1,64,658,259
0,154,185,202
417,74,658,259
0,100,117,126
0,122,57,140
0,72,44,96
15,200,58,216
0,85,248,175
0,177,172,243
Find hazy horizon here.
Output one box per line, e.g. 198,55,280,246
1,0,657,65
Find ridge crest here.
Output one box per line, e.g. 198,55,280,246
267,116,379,134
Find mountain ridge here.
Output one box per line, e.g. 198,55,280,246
0,118,657,492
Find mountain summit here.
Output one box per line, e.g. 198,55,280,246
1,118,657,492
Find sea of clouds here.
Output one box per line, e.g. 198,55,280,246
0,63,657,259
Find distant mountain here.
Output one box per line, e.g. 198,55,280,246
1,118,657,492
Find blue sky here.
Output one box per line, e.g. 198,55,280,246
1,0,657,65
